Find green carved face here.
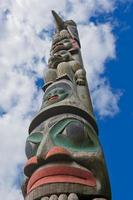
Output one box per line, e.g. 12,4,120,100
43,82,72,106
25,118,99,159
25,117,111,199
44,87,68,105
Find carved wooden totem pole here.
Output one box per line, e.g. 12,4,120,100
22,11,111,200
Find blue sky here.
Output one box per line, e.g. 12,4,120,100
99,3,133,199
0,0,132,199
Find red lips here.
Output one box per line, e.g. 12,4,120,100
24,147,96,194
27,165,96,194
48,95,58,101
24,147,72,177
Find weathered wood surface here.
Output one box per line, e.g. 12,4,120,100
23,11,111,200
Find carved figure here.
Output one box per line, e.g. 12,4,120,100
22,11,111,200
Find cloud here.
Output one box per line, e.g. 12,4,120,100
78,22,122,117
92,79,122,117
0,0,122,199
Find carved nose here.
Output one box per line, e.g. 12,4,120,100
45,146,72,162
24,147,72,177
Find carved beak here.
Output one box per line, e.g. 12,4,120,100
52,10,64,32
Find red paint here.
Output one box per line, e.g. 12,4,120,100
25,156,38,165
69,39,79,51
48,95,58,101
24,147,71,177
29,175,96,193
24,156,38,177
45,146,71,160
27,166,96,193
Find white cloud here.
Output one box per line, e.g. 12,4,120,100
92,79,121,117
78,23,121,116
0,0,122,199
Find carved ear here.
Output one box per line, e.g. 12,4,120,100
52,10,64,32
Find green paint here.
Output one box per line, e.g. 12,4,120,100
35,134,48,157
44,87,69,105
50,118,74,136
49,118,99,152
27,132,43,144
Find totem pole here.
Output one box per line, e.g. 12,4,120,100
22,11,111,200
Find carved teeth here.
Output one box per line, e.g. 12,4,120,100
41,193,79,200
58,194,68,200
41,197,49,200
68,193,79,200
49,195,58,200
41,194,108,200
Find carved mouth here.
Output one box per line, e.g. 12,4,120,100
27,165,96,194
48,95,58,101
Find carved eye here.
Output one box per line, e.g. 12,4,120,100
27,132,43,144
60,121,94,147
50,119,98,151
25,132,43,159
69,123,89,143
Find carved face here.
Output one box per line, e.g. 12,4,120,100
26,118,98,158
42,82,72,107
24,116,111,200
48,50,73,68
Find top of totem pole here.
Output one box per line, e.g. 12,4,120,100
28,10,98,133
52,10,64,32
48,10,93,117
51,10,80,46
